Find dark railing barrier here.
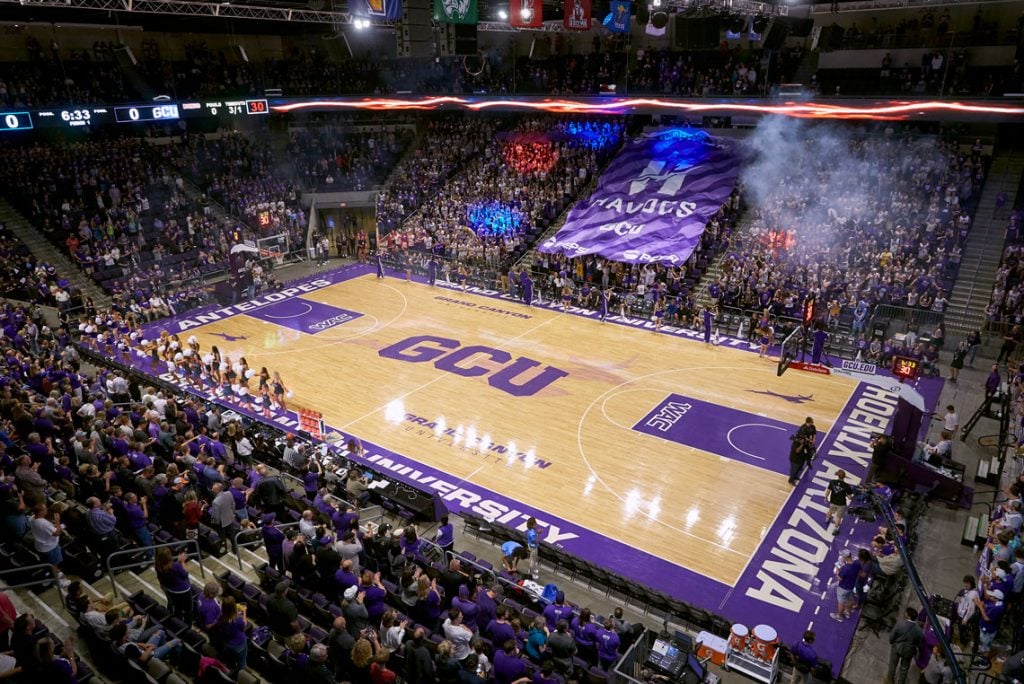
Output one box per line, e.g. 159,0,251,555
0,563,66,608
106,539,205,599
871,303,946,333
611,631,654,684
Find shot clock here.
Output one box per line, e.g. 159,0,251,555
891,356,921,381
246,99,269,114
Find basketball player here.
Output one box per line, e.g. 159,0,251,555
375,250,385,279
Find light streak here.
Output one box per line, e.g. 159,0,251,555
271,96,1024,121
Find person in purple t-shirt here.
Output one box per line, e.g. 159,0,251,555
831,550,861,622
493,639,527,684
487,606,517,647
595,619,621,668
789,630,818,684
198,582,223,633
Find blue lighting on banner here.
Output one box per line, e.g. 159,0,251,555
467,201,525,237
561,121,624,150
648,128,713,170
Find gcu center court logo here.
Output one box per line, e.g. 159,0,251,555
379,335,569,397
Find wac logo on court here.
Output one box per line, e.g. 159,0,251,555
379,335,569,397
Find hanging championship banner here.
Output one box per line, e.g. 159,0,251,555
564,0,591,30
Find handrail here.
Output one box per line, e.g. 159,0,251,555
234,521,301,571
106,539,205,599
360,505,385,528
875,493,966,684
0,563,66,609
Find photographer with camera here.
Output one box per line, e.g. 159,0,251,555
788,431,815,486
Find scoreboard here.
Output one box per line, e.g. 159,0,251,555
0,98,270,132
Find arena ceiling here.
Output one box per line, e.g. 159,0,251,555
0,0,1008,33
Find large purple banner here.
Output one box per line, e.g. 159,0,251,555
538,128,738,264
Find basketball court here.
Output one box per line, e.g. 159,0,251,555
169,268,858,580
137,263,943,673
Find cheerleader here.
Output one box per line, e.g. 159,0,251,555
256,384,272,418
235,381,251,411
653,301,665,331
561,283,573,312
201,351,216,386
759,321,774,359
171,352,185,381
272,371,290,411
210,346,223,385
258,367,271,393
457,265,468,291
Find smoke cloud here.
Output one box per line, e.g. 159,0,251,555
736,116,955,282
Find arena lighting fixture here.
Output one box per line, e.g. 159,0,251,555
353,17,370,28
271,96,1024,121
498,8,507,18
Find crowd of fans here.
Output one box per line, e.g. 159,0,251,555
0,304,641,684
0,137,239,313
827,7,1013,51
0,223,76,309
381,117,624,268
0,35,810,109
158,133,306,253
712,131,983,358
287,126,414,192
0,40,136,111
375,117,504,235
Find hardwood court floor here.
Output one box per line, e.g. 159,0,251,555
191,275,859,585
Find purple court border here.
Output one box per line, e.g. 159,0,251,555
137,263,945,676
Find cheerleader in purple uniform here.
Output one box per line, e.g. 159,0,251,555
457,265,468,291
654,302,665,331
759,322,774,359
561,283,573,311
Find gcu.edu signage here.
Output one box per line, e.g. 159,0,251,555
841,359,877,374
